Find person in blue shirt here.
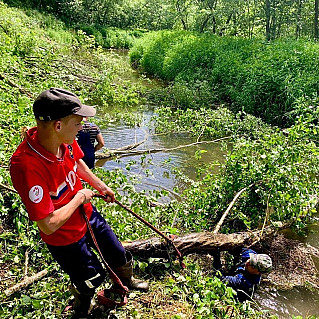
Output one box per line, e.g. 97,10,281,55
213,248,272,301
77,117,105,169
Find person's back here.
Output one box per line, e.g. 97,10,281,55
77,120,104,169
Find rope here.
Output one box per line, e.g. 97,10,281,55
80,206,128,293
94,194,185,269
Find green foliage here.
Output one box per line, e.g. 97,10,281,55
1,1,318,318
163,263,260,319
131,31,319,126
5,0,318,41
0,3,147,318
153,107,273,140
74,25,143,49
130,30,190,78
151,106,319,233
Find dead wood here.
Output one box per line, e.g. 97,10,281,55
0,182,17,193
0,73,33,98
96,129,149,160
213,183,254,234
122,224,284,259
96,136,230,160
262,234,319,289
4,269,48,297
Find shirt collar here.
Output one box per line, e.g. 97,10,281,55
26,127,66,163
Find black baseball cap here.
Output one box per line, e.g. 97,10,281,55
33,88,96,121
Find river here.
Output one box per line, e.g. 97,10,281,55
96,49,319,318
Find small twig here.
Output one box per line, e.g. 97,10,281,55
196,125,206,143
260,191,272,238
213,183,254,234
0,182,17,193
24,249,30,278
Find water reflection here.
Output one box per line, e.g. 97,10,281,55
96,110,226,201
256,286,319,318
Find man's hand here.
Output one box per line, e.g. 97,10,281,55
97,184,115,202
77,189,95,204
76,159,115,202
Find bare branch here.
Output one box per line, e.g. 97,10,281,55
96,136,230,160
213,183,254,234
0,182,17,193
0,73,33,98
4,270,48,297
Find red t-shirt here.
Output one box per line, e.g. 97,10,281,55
10,127,93,246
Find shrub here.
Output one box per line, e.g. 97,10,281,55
130,32,319,126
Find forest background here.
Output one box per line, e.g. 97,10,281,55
0,0,318,318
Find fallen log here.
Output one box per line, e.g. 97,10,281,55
4,269,48,297
96,129,149,161
122,225,282,259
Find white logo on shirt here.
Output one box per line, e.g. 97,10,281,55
66,171,76,191
29,185,43,203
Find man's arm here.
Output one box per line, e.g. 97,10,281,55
94,132,104,152
223,273,253,291
76,158,115,202
37,190,89,235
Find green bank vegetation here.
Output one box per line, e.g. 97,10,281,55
0,1,319,319
131,30,319,126
130,30,318,233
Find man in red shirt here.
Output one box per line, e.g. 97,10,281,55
10,88,148,318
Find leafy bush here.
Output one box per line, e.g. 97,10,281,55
74,25,141,49
130,31,319,126
130,30,190,78
152,106,318,233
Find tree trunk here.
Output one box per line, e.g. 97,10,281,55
219,12,233,36
181,18,188,30
265,0,271,41
200,14,215,33
175,0,188,30
295,0,302,38
123,226,280,259
212,16,217,34
315,0,319,40
270,0,277,39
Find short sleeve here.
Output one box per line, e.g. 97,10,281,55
10,164,54,221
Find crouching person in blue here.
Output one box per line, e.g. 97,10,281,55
213,248,272,301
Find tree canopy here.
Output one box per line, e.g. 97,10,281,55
5,0,319,40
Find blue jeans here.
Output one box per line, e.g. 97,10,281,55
47,207,126,294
